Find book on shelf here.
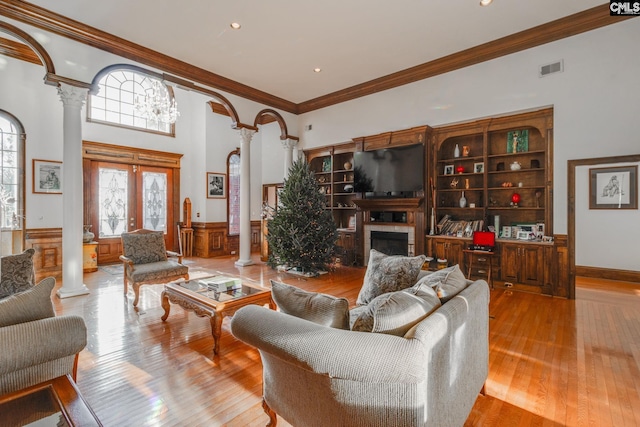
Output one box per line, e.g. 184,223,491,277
437,216,484,237
199,276,242,292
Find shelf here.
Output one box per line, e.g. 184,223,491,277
438,155,484,163
488,169,544,174
439,172,483,178
488,186,544,190
487,207,544,210
487,150,546,159
438,188,483,192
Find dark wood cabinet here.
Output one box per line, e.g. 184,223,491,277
428,236,467,267
500,241,546,291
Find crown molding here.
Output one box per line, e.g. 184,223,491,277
0,35,39,64
0,2,634,115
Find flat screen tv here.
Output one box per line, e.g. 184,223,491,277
353,144,424,197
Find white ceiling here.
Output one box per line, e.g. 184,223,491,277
25,0,604,104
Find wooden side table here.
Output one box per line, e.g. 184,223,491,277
463,250,496,289
82,242,98,273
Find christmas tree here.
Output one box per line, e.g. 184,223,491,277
267,159,337,275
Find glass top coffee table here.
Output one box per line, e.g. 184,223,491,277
161,272,275,355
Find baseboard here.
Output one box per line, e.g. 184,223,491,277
576,265,640,283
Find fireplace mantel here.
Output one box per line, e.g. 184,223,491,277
354,197,423,210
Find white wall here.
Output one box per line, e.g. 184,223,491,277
298,19,640,271
575,162,640,271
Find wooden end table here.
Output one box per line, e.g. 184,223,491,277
161,274,275,355
0,375,102,426
463,249,497,289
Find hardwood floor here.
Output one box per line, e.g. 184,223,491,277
51,255,640,426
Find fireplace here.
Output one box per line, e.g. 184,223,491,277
371,231,408,256
364,224,415,265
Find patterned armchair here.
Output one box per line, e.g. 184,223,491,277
0,248,36,299
120,229,189,306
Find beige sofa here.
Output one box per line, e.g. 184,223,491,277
0,277,87,395
232,275,490,427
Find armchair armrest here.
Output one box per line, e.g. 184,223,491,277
0,315,87,375
166,250,183,264
119,255,134,266
231,305,426,383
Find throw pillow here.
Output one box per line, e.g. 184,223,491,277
415,264,468,302
270,280,350,329
0,277,56,327
0,248,36,299
356,249,426,306
352,287,441,336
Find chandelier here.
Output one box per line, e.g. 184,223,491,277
135,79,180,125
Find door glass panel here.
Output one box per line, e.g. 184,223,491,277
98,168,128,237
142,171,167,232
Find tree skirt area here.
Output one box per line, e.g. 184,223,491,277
276,265,328,278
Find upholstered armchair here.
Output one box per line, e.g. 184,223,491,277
120,229,189,306
0,277,87,395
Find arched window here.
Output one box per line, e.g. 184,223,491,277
88,67,177,135
0,111,25,254
227,150,240,235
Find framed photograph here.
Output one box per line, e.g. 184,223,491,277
474,162,484,173
589,165,637,209
506,129,529,153
516,230,530,240
348,215,356,229
207,172,226,199
501,226,512,238
444,165,454,175
33,159,62,194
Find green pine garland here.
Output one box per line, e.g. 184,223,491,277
267,159,337,274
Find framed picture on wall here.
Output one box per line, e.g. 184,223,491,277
207,172,226,199
589,165,637,209
33,159,62,194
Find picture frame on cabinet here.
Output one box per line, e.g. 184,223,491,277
444,165,454,175
207,172,226,199
589,165,637,209
33,159,62,194
501,226,512,238
506,129,529,153
516,230,530,240
474,162,484,173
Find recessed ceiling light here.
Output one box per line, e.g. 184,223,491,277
479,0,493,6
313,68,322,73
230,22,241,29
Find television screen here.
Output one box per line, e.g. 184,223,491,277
353,144,424,196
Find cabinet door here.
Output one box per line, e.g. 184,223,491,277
520,245,544,286
433,239,447,260
501,244,520,283
447,240,465,267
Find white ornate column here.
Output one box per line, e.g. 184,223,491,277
235,127,256,267
56,83,90,298
281,138,298,178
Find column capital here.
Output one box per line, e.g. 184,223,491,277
239,127,256,144
57,83,87,109
281,138,298,150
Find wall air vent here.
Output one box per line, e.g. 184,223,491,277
539,60,563,77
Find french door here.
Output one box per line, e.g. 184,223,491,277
86,161,175,264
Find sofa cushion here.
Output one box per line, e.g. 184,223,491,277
271,280,350,329
0,277,56,327
356,249,426,306
415,264,468,302
352,286,441,336
129,260,188,283
0,248,36,299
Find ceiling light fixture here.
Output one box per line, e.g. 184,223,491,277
230,22,241,29
135,79,179,125
313,68,322,73
479,0,493,6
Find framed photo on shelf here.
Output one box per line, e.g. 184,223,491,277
506,129,529,153
206,172,226,199
589,165,637,209
501,226,512,238
33,159,62,194
473,162,484,173
516,230,530,240
444,165,454,175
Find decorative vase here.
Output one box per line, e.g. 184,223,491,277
83,225,95,243
454,144,460,158
344,161,352,170
459,191,467,208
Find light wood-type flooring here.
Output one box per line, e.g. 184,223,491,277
50,255,640,426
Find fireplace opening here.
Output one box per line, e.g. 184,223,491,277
371,231,408,256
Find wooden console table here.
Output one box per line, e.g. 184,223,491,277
0,375,102,426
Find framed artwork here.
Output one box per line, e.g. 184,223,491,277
474,162,484,173
589,165,637,209
33,159,62,194
506,129,529,153
444,165,454,175
207,172,226,199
